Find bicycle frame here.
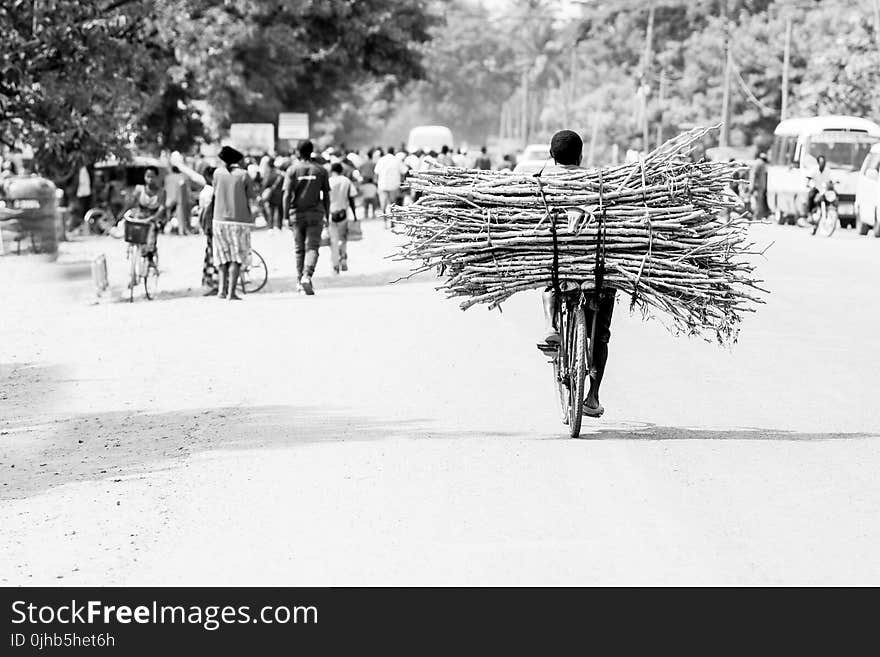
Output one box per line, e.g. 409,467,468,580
555,289,597,376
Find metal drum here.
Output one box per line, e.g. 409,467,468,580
0,175,59,253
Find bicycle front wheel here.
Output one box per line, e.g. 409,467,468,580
565,306,588,438
239,249,268,294
143,261,159,300
128,247,137,302
552,349,570,426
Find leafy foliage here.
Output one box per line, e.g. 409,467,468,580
2,0,435,177
378,0,880,158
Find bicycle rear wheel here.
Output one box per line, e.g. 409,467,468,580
239,249,268,294
566,306,588,438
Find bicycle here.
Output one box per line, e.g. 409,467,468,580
123,214,160,302
539,285,590,437
238,248,268,294
534,185,608,439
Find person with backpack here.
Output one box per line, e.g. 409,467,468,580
328,162,358,274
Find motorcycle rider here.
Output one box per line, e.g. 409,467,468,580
806,155,832,216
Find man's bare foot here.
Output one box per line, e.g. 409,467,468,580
583,396,604,417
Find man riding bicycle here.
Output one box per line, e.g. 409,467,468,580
539,130,615,418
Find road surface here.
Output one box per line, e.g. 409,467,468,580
1,220,879,585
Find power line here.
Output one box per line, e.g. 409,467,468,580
730,56,778,115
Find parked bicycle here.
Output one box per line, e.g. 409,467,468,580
238,248,268,294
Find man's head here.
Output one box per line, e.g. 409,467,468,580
330,162,343,175
219,145,244,166
441,145,449,155
481,146,487,154
298,140,314,160
817,155,827,170
387,146,396,155
550,130,583,166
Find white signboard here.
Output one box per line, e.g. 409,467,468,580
228,123,275,155
278,113,309,140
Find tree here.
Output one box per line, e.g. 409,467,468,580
1,1,160,178
164,0,437,129
2,0,436,178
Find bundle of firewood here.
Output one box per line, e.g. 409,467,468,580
390,127,767,345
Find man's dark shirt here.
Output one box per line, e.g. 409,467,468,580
283,159,329,218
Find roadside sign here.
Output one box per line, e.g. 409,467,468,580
278,113,309,140
228,123,275,155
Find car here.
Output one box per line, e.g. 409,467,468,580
513,144,552,174
854,142,880,237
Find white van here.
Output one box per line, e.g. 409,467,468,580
854,142,880,236
767,115,880,227
406,125,454,154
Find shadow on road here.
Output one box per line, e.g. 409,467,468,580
0,403,453,499
578,422,879,442
4,391,878,500
102,267,433,303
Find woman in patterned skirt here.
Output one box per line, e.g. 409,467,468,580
212,146,253,300
198,166,217,293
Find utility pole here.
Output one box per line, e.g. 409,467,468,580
641,3,655,151
720,43,732,147
566,42,577,125
872,0,880,56
781,15,792,121
587,113,600,167
499,104,506,141
656,66,666,149
521,69,529,145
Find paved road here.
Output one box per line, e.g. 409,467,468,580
1,220,879,585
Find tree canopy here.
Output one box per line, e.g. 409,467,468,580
376,0,880,158
1,0,436,178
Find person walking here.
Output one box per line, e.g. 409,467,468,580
198,166,218,294
212,146,253,301
165,166,192,235
283,140,330,296
750,151,769,220
438,145,455,167
475,146,492,170
375,146,404,227
328,162,357,274
75,164,92,231
357,148,379,219
260,159,284,230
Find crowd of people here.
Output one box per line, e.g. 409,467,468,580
191,140,513,297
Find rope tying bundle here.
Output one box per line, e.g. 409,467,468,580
593,171,606,309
